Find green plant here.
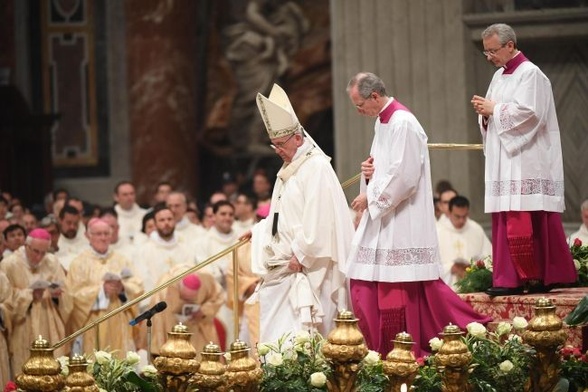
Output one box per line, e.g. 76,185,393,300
455,256,493,294
560,346,588,390
258,330,330,392
356,350,389,392
84,351,162,392
570,238,588,287
412,355,442,391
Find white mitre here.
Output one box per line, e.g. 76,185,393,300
256,83,302,139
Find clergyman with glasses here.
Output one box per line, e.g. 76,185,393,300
471,23,576,297
345,72,490,357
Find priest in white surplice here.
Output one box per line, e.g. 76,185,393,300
250,84,354,344
55,205,89,271
346,72,490,357
114,181,147,245
436,195,492,289
472,23,576,296
132,206,195,310
194,200,239,346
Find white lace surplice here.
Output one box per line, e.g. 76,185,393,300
479,61,565,213
347,110,441,283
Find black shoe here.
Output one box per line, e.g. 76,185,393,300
527,283,554,294
485,286,524,297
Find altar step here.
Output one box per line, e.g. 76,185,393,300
458,287,588,351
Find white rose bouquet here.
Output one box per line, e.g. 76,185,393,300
258,330,330,391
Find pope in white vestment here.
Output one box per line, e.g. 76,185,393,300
252,84,354,344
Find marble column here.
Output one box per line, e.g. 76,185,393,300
126,0,202,204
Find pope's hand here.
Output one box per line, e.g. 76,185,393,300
288,254,303,272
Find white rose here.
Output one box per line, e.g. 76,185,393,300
257,343,271,356
294,330,311,345
283,348,297,361
310,372,327,387
126,351,140,365
57,356,69,376
94,350,112,365
142,365,158,377
466,322,487,337
507,334,522,343
267,352,283,366
499,360,514,373
512,317,528,330
496,322,512,337
363,350,381,366
574,259,581,271
429,337,443,352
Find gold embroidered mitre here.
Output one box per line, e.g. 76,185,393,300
256,83,302,139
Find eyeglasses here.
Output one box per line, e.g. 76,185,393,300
482,43,507,57
355,95,373,109
270,133,296,149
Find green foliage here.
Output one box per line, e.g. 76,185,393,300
560,346,588,389
88,351,162,392
356,351,389,392
259,331,330,392
455,256,493,294
570,239,588,287
412,356,442,392
466,333,534,392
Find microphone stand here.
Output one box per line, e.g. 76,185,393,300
146,316,153,365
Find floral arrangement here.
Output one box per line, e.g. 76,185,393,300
258,330,330,391
2,381,16,392
570,238,588,287
58,350,162,392
355,350,389,392
455,256,493,294
461,319,535,391
560,345,588,389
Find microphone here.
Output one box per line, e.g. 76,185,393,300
129,301,167,326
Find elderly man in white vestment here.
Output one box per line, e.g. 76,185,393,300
569,199,588,245
472,23,576,296
436,196,492,289
114,181,147,245
166,191,207,245
66,218,144,356
0,229,73,375
251,84,354,344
